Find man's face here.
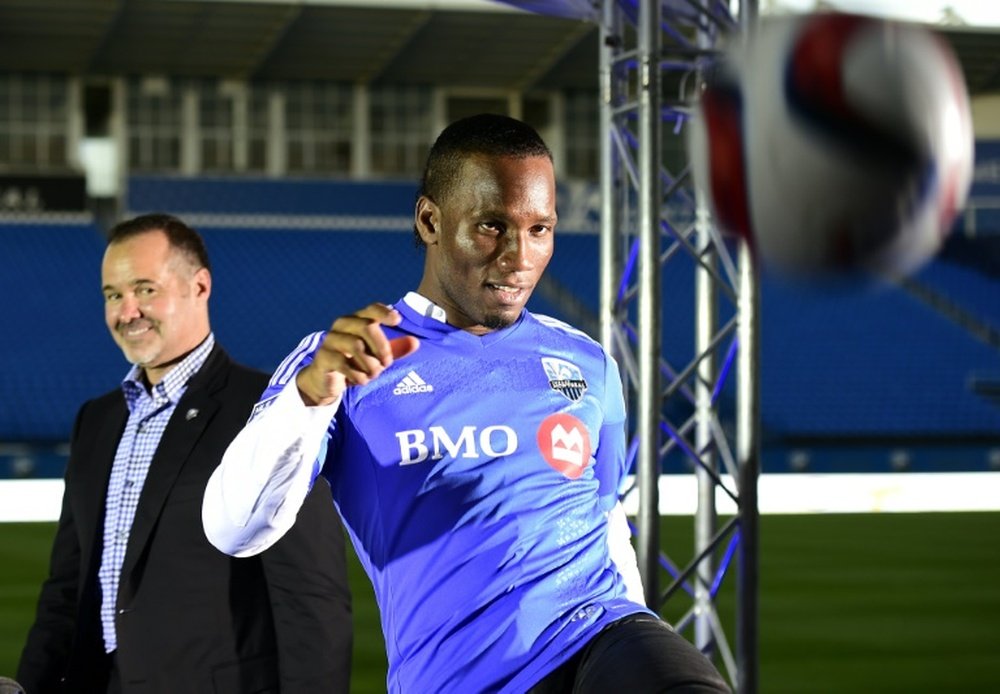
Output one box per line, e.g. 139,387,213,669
416,154,557,334
101,230,210,383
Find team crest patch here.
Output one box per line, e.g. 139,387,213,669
541,357,588,402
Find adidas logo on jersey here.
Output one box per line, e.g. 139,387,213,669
393,370,434,395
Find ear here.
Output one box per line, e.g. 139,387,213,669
193,266,212,302
415,195,440,246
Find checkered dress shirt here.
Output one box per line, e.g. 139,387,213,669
99,334,215,653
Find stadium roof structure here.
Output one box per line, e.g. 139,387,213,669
0,0,998,95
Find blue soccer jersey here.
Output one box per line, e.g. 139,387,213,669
222,293,651,692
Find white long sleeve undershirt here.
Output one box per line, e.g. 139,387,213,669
201,380,338,558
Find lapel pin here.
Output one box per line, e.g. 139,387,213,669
185,408,199,421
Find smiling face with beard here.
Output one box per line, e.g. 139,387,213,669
101,229,212,386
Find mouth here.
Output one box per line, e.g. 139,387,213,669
119,321,155,339
485,282,526,305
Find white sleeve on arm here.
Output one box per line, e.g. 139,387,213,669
202,380,340,558
608,500,647,606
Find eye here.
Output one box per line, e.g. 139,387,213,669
530,224,553,237
137,286,156,297
103,292,121,303
479,221,503,235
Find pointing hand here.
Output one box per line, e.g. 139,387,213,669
296,303,420,406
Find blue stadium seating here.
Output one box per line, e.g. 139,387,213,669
758,272,1000,437
200,226,424,372
1,177,998,477
0,222,123,441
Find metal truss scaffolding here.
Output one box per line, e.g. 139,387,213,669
596,1,760,692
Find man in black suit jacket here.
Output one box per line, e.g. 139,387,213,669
17,214,352,693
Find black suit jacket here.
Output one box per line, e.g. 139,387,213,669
17,345,352,694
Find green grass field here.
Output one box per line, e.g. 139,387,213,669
3,513,999,692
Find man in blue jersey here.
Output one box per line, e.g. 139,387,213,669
203,114,730,693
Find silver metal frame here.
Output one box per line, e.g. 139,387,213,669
598,1,760,691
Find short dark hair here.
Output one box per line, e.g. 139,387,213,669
107,213,211,273
415,113,553,247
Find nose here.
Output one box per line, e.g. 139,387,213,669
497,231,534,272
117,294,142,323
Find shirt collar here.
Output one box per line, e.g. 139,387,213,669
401,291,448,324
397,291,525,345
121,333,216,404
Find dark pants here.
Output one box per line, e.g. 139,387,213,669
528,614,732,694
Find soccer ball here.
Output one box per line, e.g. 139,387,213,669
687,12,974,281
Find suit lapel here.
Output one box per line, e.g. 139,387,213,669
118,347,228,582
80,397,129,582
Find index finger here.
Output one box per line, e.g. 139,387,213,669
355,302,402,326
337,302,404,364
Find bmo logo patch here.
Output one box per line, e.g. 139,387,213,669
396,425,518,465
536,413,592,479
